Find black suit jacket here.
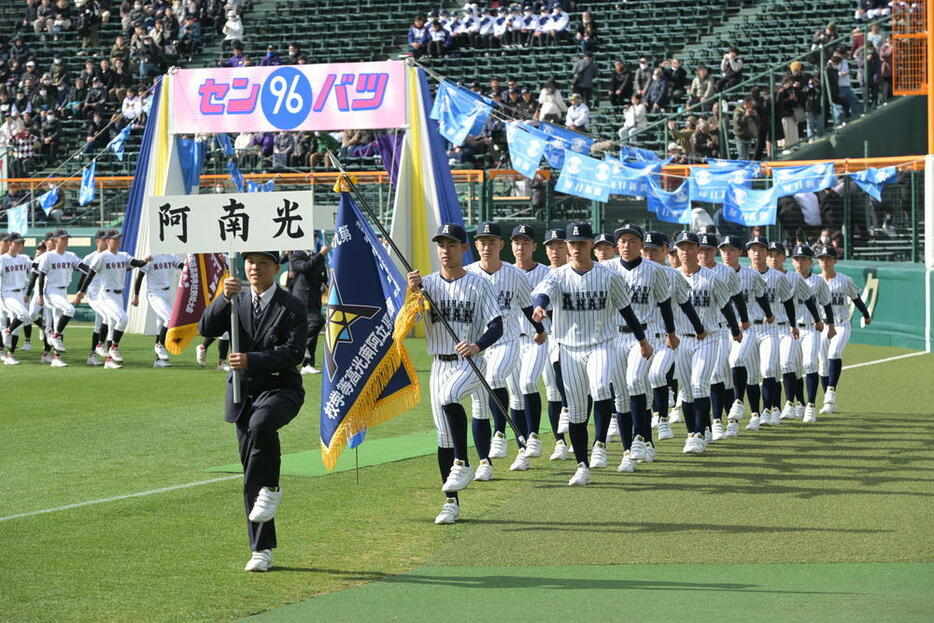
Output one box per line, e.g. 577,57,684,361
199,286,308,423
288,250,327,311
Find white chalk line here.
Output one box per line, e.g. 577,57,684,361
0,350,929,523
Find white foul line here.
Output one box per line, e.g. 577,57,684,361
0,351,930,523
0,475,240,523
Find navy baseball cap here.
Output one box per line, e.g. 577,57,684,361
673,231,700,246
104,229,122,240
543,228,565,244
9,233,24,243
432,223,468,244
0,233,9,242
594,233,615,246
698,232,719,248
53,229,70,238
768,241,786,254
94,229,107,240
745,236,768,250
718,234,743,249
244,251,280,264
43,231,56,242
815,245,838,258
565,222,594,241
614,223,644,241
511,224,536,240
475,221,503,239
792,244,814,258
643,231,668,249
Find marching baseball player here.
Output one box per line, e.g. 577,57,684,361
604,224,677,472
0,233,9,347
744,237,798,429
593,233,616,262
541,228,574,460
0,233,32,364
697,232,749,441
791,245,836,422
132,253,183,367
767,242,823,421
532,222,652,485
25,234,56,357
509,224,552,463
76,230,151,369
78,230,109,366
672,232,742,453
718,235,774,436
35,229,83,367
407,223,504,525
198,336,232,371
816,245,872,415
466,221,545,478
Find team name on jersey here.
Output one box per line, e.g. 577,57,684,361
830,292,847,306
3,263,27,274
561,290,607,311
496,289,513,312
103,259,129,271
629,284,650,306
49,261,76,270
763,286,777,303
431,299,476,324
690,289,712,308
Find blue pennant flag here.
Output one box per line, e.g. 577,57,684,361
246,179,276,193
177,137,205,194
689,165,757,204
215,133,235,157
37,187,59,215
708,158,762,176
227,160,244,192
535,121,594,169
107,124,132,161
78,161,96,206
320,193,421,470
7,203,28,234
848,166,898,201
771,162,837,195
647,179,691,223
505,122,546,179
554,150,613,201
429,80,494,146
723,183,779,226
619,145,661,162
603,156,664,198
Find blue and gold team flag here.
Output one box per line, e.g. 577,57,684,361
320,191,421,470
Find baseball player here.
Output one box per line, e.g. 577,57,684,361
531,221,652,485
407,223,503,525
791,245,836,422
0,233,9,348
132,253,183,367
816,245,872,415
541,228,574,461
743,237,798,430
509,224,552,463
718,235,774,436
35,229,83,367
76,230,151,369
197,336,232,371
672,232,742,453
604,224,677,472
697,232,749,441
640,232,701,440
0,233,32,364
593,233,616,262
24,234,56,358
78,230,109,366
465,221,545,478
767,242,823,421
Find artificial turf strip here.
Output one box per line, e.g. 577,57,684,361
245,562,934,622
204,431,474,477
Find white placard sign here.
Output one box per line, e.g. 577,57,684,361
147,191,335,254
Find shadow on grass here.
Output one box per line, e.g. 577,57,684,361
460,518,893,536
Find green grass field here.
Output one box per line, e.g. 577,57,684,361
1,330,932,621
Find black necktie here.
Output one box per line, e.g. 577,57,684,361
252,294,262,324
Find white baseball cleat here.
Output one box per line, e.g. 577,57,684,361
711,419,725,441
820,389,837,414
195,344,207,367
509,452,531,471
473,458,493,481
549,440,569,461
86,354,103,366
300,364,321,375
434,498,460,525
803,404,817,423
557,408,570,434
4,354,20,365
49,334,66,352
725,421,740,437
794,403,805,420
41,352,53,364
1,329,11,349
568,462,591,485
651,413,659,429
630,435,647,460
728,400,745,421
217,362,231,372
668,405,682,423
780,401,795,420
589,441,608,468
606,416,620,441
746,414,761,430
20,341,31,351
50,356,68,368
525,433,542,458
248,487,283,523
104,358,122,370
617,451,637,472
244,549,272,572
656,419,674,440
702,428,712,450
442,460,474,493
489,432,508,459
95,344,108,359
682,433,705,454
770,407,782,425
153,359,172,368
108,347,124,363
640,441,656,463
154,343,170,361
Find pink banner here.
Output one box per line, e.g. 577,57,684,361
170,60,406,134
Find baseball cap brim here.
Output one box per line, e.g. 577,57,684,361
431,233,465,243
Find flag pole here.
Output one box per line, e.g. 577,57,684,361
227,252,243,404
324,148,527,448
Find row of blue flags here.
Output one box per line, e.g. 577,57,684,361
429,80,495,146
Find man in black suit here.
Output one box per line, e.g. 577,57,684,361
286,244,329,375
199,251,307,572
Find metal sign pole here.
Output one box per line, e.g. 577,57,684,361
227,252,243,404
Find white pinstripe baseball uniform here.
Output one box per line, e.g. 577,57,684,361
674,266,731,400
730,265,768,384
541,264,565,403
755,267,793,380
779,270,813,375
465,261,534,418
799,273,831,375
422,271,501,448
532,263,632,423
506,262,551,408
139,254,182,329
647,264,691,390
0,253,32,329
709,262,742,389
819,273,860,375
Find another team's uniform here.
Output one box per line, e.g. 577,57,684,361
0,253,33,329
80,250,107,335
36,250,81,324
139,254,182,329
87,251,147,340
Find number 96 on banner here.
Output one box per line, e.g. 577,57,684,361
261,67,312,130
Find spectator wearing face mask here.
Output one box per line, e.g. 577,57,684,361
39,109,61,160
644,67,670,111
634,57,652,96
717,47,743,92
607,60,633,108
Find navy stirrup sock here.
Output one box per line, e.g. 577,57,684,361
547,400,565,441
437,448,458,503
828,358,843,388
442,403,470,466
806,372,819,404
472,418,491,461
524,392,542,436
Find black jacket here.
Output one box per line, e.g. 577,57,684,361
199,286,307,422
287,250,327,311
